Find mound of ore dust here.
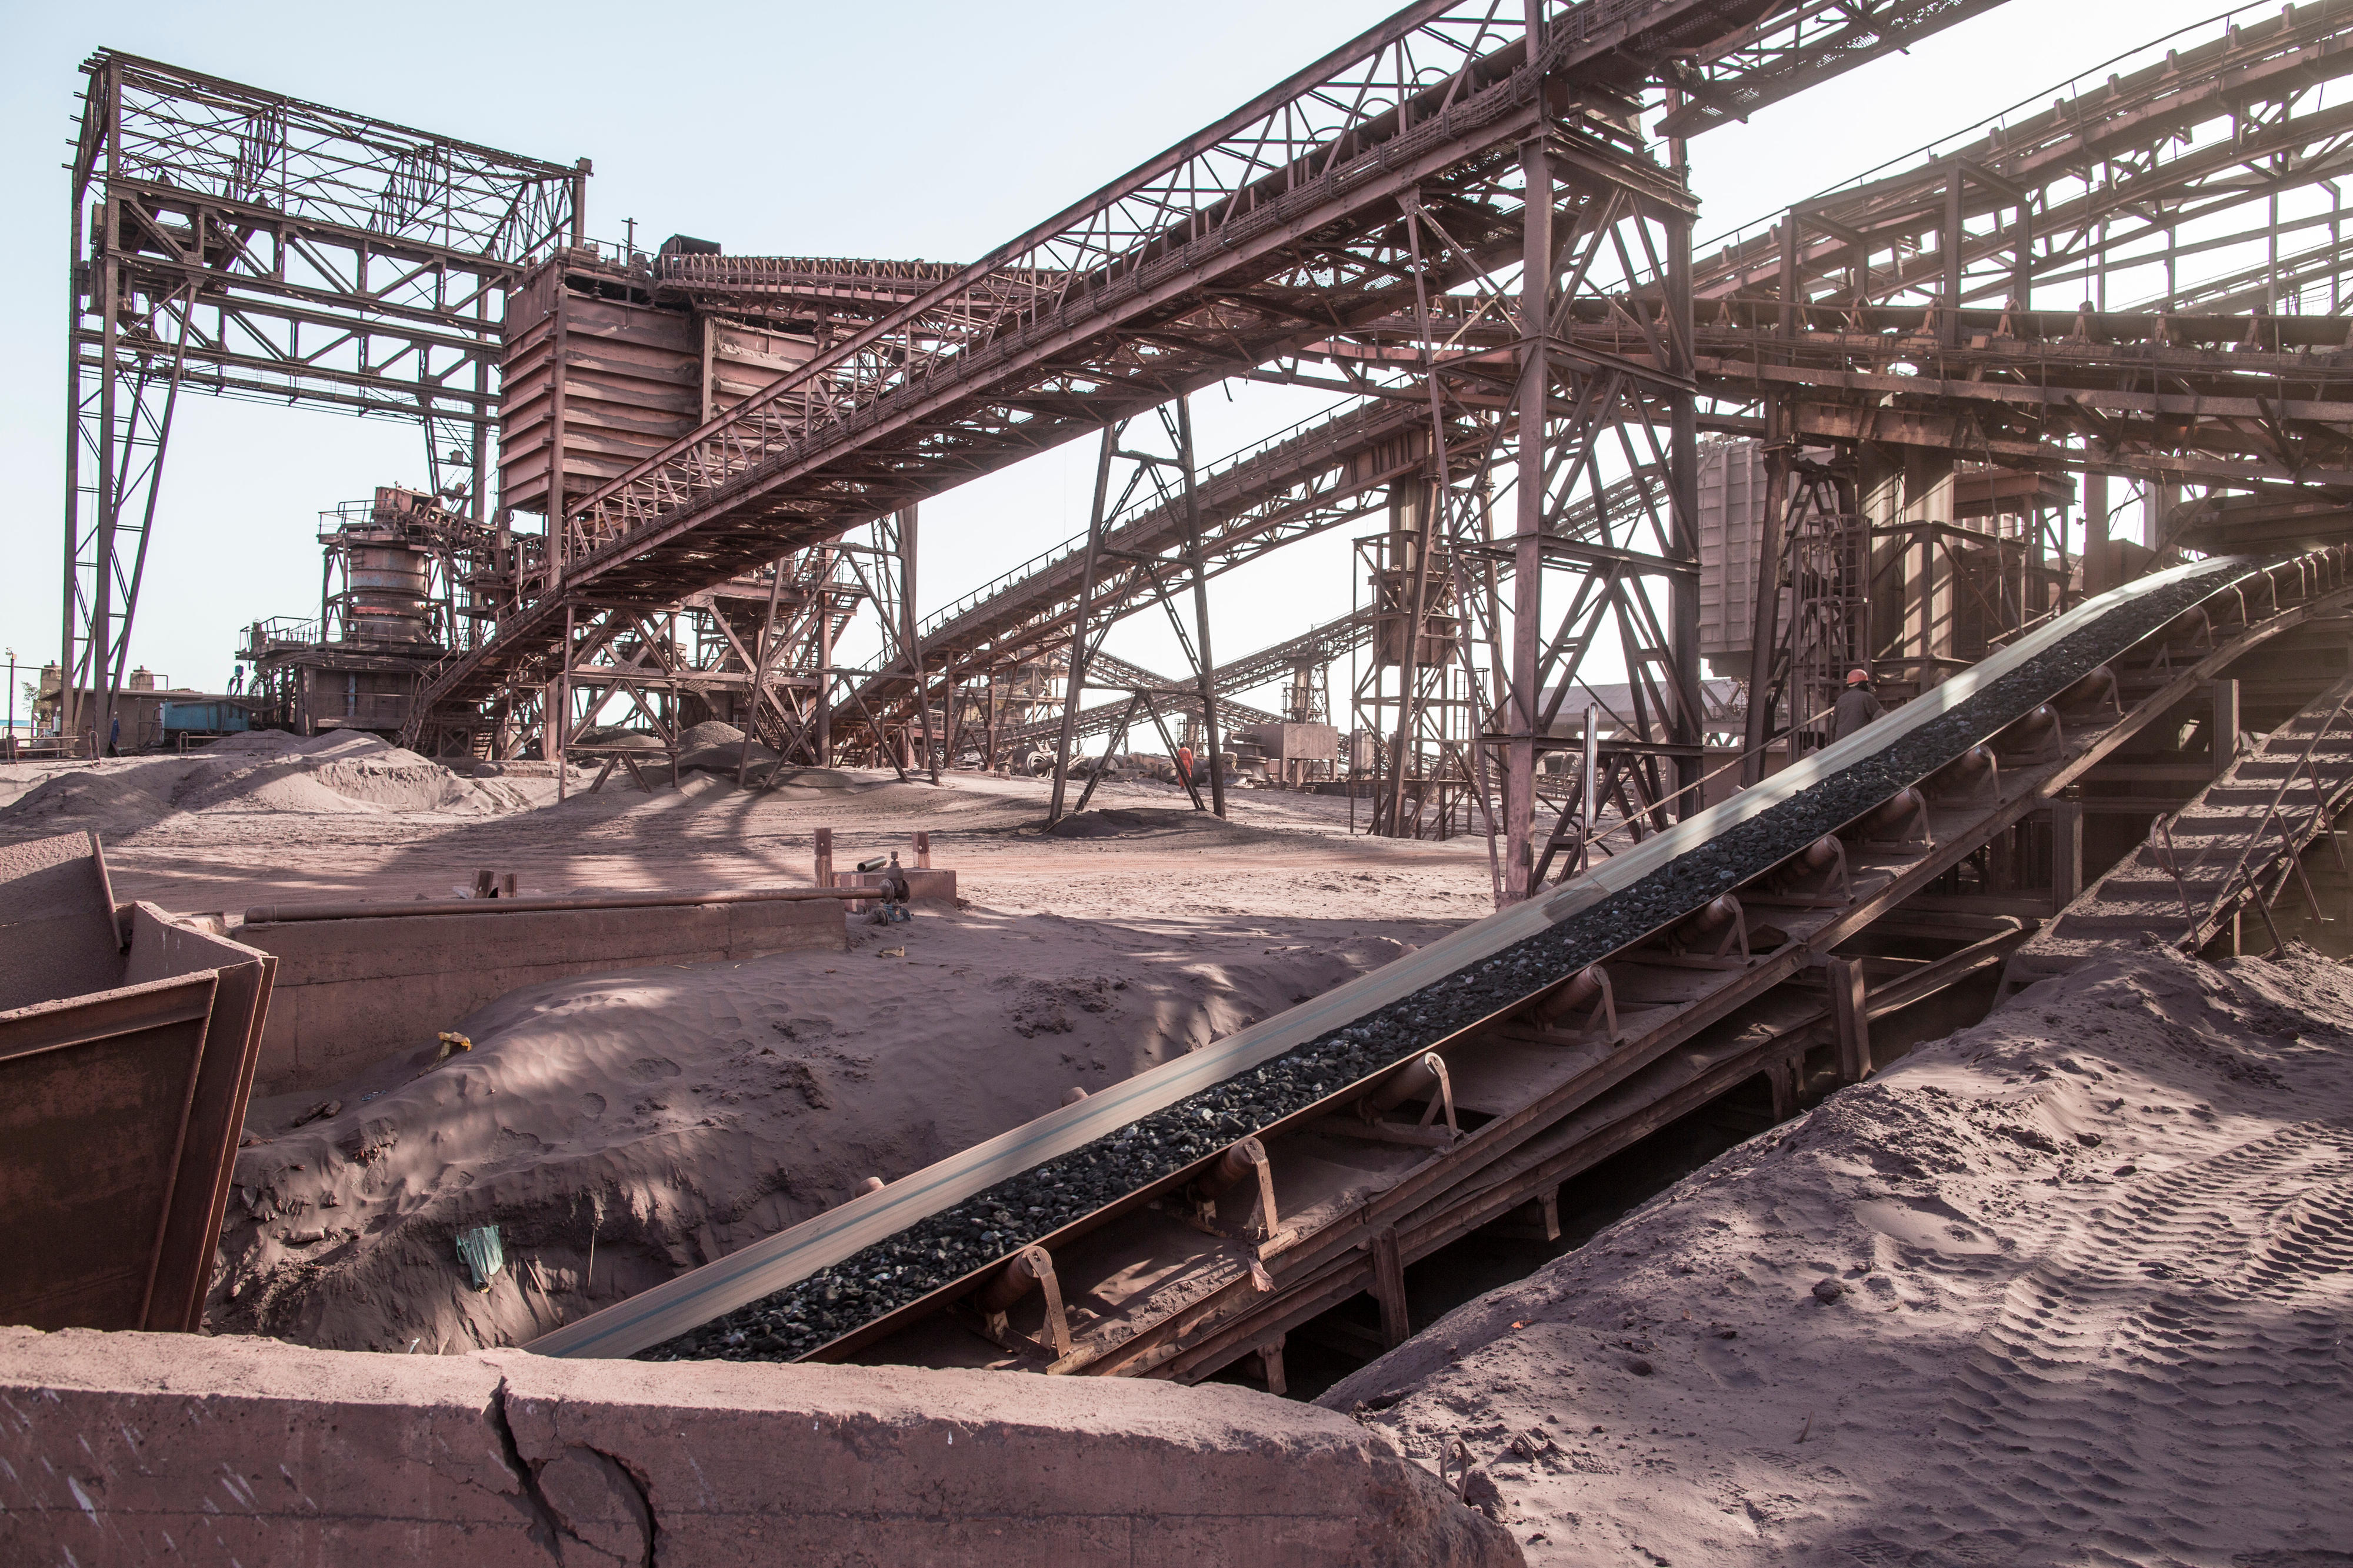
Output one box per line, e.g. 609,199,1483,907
211,906,1454,1357
1318,944,2353,1567
0,730,529,834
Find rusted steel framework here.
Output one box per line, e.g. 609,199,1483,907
240,487,503,738
62,51,581,753
1316,1,2353,776
510,545,886,789
408,0,2011,870
825,397,1442,776
1689,0,2353,760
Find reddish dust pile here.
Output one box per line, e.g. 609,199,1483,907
1320,945,2353,1566
0,730,529,835
213,906,1458,1356
4,750,1498,925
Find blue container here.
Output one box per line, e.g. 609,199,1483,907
159,700,251,734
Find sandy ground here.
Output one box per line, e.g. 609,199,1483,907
212,906,1460,1356
12,735,2353,1565
1,740,1492,1356
0,742,1499,923
1318,945,2353,1567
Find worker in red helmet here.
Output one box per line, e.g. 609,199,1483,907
1832,666,1884,742
1176,743,1194,785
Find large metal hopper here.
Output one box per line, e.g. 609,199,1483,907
0,832,275,1332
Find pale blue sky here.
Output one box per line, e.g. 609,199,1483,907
0,1,2248,706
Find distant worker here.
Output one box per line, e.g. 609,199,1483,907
1832,667,1884,742
1176,743,1194,784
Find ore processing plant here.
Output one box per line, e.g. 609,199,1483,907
43,0,2353,1397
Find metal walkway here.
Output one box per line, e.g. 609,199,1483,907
2005,652,2353,989
408,0,2009,743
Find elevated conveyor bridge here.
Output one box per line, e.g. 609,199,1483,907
406,0,2012,751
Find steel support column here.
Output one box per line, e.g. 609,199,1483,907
1049,428,1117,823
1176,395,1227,818
1663,156,1703,818
1507,116,1554,902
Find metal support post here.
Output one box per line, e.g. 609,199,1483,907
2050,796,2085,910
2211,678,2241,778
1507,118,1554,901
816,545,836,765
1827,956,1871,1083
2084,471,2111,595
1369,1226,1410,1350
1741,406,1792,783
1664,182,1703,818
1176,395,1226,818
896,506,936,785
1049,428,1116,823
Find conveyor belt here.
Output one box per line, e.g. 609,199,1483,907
531,551,2345,1365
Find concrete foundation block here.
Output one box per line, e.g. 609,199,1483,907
242,897,846,1094
0,1326,546,1565
0,1328,1521,1567
488,1351,1519,1567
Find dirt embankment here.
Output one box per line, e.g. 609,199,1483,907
1320,945,2353,1567
0,730,529,836
212,907,1459,1357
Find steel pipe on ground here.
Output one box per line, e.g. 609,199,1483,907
242,886,868,925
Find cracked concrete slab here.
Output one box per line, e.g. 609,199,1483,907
0,1327,1519,1567
0,1325,548,1564
489,1349,1519,1567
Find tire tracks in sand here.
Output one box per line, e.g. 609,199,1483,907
1851,1120,2353,1566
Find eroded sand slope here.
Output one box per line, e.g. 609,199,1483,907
1321,946,2353,1567
212,908,1457,1357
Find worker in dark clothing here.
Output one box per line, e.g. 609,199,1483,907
1832,667,1884,742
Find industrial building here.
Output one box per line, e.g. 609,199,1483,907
11,4,2353,1563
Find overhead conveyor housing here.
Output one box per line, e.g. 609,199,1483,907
528,549,2351,1376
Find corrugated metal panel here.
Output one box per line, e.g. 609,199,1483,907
1696,439,1771,666
498,259,815,517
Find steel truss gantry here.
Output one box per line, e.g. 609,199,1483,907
408,0,2005,906
1682,0,2353,760
61,51,582,752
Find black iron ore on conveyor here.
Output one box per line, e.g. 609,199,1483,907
642,565,2230,1363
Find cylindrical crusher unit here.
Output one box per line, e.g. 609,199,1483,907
337,539,435,644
